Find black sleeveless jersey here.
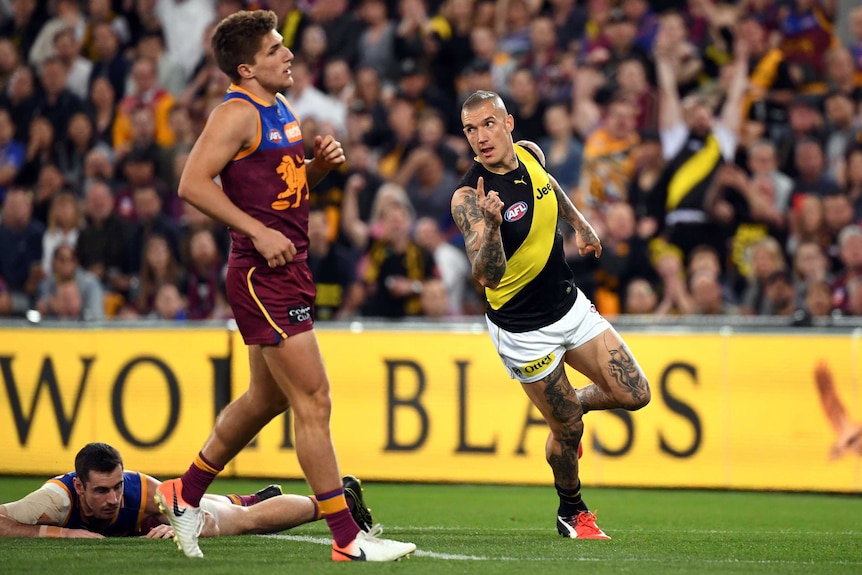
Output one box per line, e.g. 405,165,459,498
458,144,576,332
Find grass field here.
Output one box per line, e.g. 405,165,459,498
0,476,860,575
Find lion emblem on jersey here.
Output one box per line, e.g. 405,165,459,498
271,154,308,210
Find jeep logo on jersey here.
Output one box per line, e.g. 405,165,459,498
267,129,283,143
505,201,528,222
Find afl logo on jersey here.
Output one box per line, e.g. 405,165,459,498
267,129,283,143
504,201,528,222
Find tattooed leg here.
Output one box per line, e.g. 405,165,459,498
522,363,584,489
573,332,651,413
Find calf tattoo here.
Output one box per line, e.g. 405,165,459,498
543,363,583,485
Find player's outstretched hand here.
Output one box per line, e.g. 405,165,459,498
313,134,346,172
253,227,297,268
476,176,503,228
141,524,174,539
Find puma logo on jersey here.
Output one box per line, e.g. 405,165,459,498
514,178,527,185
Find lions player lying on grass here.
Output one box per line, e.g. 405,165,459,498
0,443,373,539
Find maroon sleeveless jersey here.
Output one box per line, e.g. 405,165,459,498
219,85,309,267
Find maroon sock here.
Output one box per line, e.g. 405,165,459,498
325,508,361,548
317,487,360,547
179,452,223,507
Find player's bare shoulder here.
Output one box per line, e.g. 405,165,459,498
515,140,546,166
207,97,260,146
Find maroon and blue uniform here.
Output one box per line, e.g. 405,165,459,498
220,84,315,344
47,471,149,536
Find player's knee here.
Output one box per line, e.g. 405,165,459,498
554,415,584,446
619,376,651,411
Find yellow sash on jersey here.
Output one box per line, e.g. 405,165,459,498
486,146,558,310
666,135,721,211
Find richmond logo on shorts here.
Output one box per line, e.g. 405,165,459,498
288,305,312,323
512,352,556,377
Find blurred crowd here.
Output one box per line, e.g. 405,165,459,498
0,0,860,323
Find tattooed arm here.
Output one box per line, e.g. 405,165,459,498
550,173,602,258
451,176,506,288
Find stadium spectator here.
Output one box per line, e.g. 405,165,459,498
822,90,859,181
132,233,182,316
0,0,44,64
51,26,93,102
36,244,105,321
18,117,57,191
183,227,223,320
56,111,101,191
40,191,82,274
35,56,84,141
0,187,45,314
0,106,25,203
746,139,793,215
776,97,826,179
419,277,451,318
592,201,656,316
322,58,355,107
537,103,583,191
134,29,188,98
577,96,639,216
6,65,38,141
313,0,362,68
622,277,659,314
113,57,177,153
413,216,476,316
88,21,132,104
792,240,832,301
392,144,459,224
287,58,347,137
689,271,739,315
648,22,748,261
0,442,373,539
75,179,132,301
357,199,437,318
307,207,360,320
507,67,547,143
740,235,788,315
150,281,186,320
356,0,398,85
761,269,797,316
268,0,311,52
830,224,862,314
802,279,835,319
652,242,695,316
154,0,215,80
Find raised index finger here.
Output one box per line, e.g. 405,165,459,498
476,176,486,200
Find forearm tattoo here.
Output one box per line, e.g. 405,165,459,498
453,189,506,284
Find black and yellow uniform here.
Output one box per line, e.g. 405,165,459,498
648,129,725,259
457,144,576,332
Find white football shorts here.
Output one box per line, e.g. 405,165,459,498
486,288,612,383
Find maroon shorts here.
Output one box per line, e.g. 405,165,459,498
225,263,315,345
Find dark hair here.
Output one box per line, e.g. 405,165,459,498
212,10,278,84
74,443,123,484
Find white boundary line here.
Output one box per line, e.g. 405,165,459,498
260,532,862,565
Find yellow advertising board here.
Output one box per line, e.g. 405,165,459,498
0,327,859,492
0,328,229,476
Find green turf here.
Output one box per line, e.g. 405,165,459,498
0,476,859,574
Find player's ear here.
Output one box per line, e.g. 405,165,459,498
237,62,254,80
73,477,84,496
506,114,514,134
